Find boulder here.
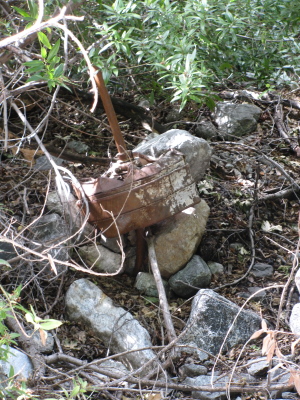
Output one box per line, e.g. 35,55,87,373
290,303,300,337
0,346,33,381
78,244,123,274
213,102,261,139
179,289,262,355
65,279,157,373
169,256,211,298
134,129,212,183
31,213,69,274
152,201,210,278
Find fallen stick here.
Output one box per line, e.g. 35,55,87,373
146,230,177,343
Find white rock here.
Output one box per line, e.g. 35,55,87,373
290,303,300,337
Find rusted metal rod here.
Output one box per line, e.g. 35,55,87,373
93,68,127,158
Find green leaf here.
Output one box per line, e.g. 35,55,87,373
0,259,10,267
23,60,44,67
26,74,45,82
41,47,47,59
53,64,64,78
47,39,60,62
205,96,216,111
26,64,45,74
38,32,52,49
25,313,34,324
9,365,14,378
12,7,30,18
70,385,80,398
39,319,63,330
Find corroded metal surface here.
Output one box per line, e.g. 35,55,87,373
73,150,201,238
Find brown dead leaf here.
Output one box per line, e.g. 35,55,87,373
291,338,300,355
250,329,264,340
39,328,47,346
147,394,162,400
294,373,300,395
266,339,276,362
289,370,300,395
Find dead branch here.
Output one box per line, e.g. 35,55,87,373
146,230,177,343
274,104,300,156
219,89,300,111
45,352,294,395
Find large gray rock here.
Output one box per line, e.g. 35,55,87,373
134,129,212,183
179,363,208,378
31,213,69,274
180,289,262,355
152,200,210,278
46,191,94,238
213,102,261,139
0,346,33,381
78,244,123,274
169,255,211,298
65,279,157,372
290,303,300,337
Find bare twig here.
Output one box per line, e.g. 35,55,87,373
274,103,300,156
146,230,177,343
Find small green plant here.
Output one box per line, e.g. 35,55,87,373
24,35,69,91
0,284,63,399
46,377,88,400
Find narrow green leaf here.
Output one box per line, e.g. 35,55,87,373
41,47,47,59
12,7,30,18
39,319,63,330
0,259,10,267
70,385,80,398
47,39,60,62
38,32,52,49
23,60,44,67
26,74,45,82
26,65,45,74
53,64,64,78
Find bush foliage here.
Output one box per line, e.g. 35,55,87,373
12,0,300,109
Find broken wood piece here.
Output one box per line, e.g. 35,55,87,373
146,230,177,343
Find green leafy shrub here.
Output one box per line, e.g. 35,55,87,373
17,0,300,107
